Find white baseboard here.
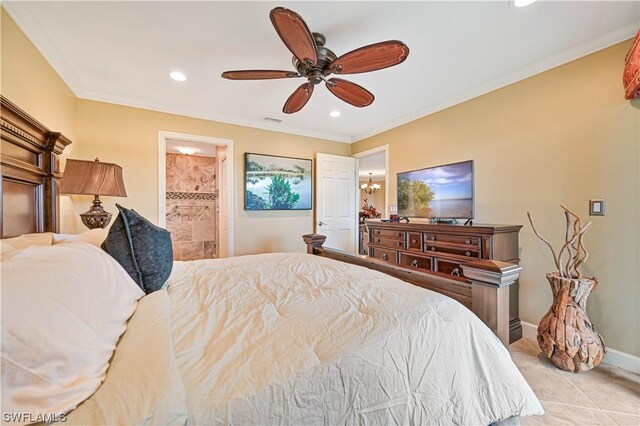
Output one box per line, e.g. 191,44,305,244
520,321,640,374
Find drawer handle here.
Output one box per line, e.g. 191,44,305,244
411,259,419,268
397,242,403,246
451,268,461,277
377,239,381,243
465,251,471,256
382,254,388,261
411,239,417,244
431,236,436,241
431,247,436,251
466,239,471,245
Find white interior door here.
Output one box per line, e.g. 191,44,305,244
315,153,357,253
219,155,228,258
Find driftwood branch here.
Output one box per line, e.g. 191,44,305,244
528,206,591,279
527,212,561,273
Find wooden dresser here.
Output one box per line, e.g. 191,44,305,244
366,220,523,341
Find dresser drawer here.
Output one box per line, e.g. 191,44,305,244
399,252,433,272
407,232,423,251
424,233,480,247
425,243,481,258
370,247,397,263
372,237,406,249
370,228,406,240
436,259,465,279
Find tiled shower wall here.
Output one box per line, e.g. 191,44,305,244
165,153,217,260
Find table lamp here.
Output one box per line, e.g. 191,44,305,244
60,158,127,229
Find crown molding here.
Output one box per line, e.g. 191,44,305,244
2,2,86,96
2,2,351,144
5,2,636,146
80,91,352,143
351,23,638,143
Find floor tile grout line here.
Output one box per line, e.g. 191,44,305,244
512,340,640,422
539,400,619,425
538,399,605,410
518,338,605,411
602,410,622,426
523,338,537,350
602,409,640,417
558,367,603,410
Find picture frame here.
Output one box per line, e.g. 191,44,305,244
244,153,313,211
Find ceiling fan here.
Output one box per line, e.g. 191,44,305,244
221,7,410,114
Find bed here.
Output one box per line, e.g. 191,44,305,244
0,97,543,424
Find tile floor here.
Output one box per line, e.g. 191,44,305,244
509,337,640,425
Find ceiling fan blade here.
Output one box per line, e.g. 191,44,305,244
270,7,317,65
221,70,300,80
330,40,409,75
326,78,374,108
283,83,314,114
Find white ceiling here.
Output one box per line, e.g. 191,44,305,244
166,139,218,157
358,151,386,180
5,1,638,143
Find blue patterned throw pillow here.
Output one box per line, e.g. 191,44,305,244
101,204,173,293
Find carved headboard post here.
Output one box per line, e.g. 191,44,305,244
0,96,72,237
43,132,72,232
302,234,327,254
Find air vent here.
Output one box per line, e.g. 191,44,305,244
263,116,282,124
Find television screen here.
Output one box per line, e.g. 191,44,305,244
397,160,474,219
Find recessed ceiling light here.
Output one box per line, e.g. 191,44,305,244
329,110,341,118
169,71,187,82
511,0,537,7
176,146,197,155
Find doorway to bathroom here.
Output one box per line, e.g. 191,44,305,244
158,131,234,259
352,145,389,255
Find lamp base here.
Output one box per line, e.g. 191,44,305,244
80,195,112,229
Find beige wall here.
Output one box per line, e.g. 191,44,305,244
1,9,79,230
74,99,350,255
352,41,640,356
0,10,77,141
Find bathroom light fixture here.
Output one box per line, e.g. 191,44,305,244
511,0,537,7
177,146,197,155
170,71,187,81
329,110,341,118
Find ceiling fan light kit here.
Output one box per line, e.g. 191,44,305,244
221,7,409,114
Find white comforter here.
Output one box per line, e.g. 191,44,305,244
64,253,542,425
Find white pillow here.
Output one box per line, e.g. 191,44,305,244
52,228,108,247
1,233,53,259
1,242,145,421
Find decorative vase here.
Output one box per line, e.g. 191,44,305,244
537,272,606,373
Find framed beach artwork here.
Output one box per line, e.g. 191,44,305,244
244,153,313,211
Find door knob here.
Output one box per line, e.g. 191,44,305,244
318,221,327,226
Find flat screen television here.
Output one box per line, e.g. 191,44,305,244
397,160,474,219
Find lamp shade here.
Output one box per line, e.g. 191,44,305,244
60,159,127,197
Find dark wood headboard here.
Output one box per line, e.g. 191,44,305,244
0,96,72,238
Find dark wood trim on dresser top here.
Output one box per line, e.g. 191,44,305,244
0,96,72,237
365,220,523,342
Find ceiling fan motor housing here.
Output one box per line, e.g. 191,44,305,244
292,32,337,84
